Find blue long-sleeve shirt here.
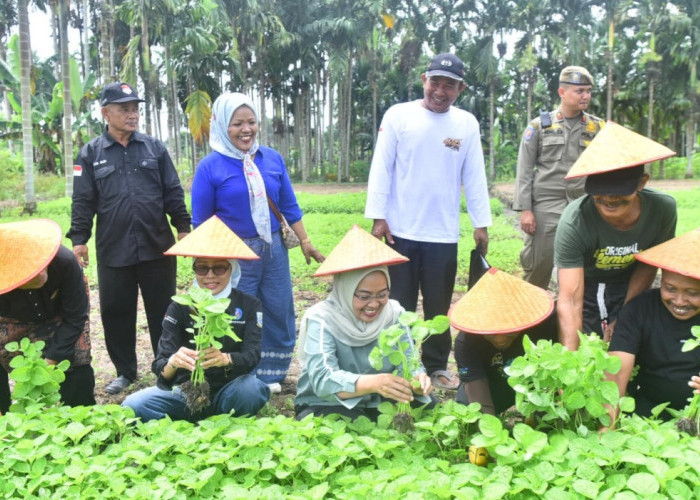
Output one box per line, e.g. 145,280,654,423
191,148,302,235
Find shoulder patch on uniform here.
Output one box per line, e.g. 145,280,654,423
73,165,82,177
586,120,597,133
523,126,534,142
164,314,178,325
256,312,263,328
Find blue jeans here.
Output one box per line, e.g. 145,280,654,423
237,231,296,384
122,374,270,422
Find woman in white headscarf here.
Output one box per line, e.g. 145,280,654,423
294,266,434,421
191,93,323,389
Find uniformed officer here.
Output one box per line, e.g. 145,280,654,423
513,66,605,290
67,82,191,395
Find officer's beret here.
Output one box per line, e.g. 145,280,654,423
559,66,594,86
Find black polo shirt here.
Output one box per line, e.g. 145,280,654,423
68,128,191,267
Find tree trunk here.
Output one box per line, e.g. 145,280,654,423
18,0,36,214
0,42,14,154
343,56,353,182
685,119,695,179
81,0,90,78
489,78,496,181
59,0,74,197
140,0,152,136
298,88,308,182
526,69,534,123
100,0,112,82
606,20,614,120
327,73,335,180
258,86,267,145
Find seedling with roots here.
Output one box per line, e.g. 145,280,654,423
171,286,240,413
369,312,450,432
676,325,700,435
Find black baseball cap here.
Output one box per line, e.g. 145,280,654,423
425,53,465,81
100,82,146,106
584,165,644,196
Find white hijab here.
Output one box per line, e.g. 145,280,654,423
192,258,241,299
209,92,271,243
298,267,404,365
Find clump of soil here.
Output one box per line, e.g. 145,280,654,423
181,380,211,413
392,412,415,433
676,418,698,436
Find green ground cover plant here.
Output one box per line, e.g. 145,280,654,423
2,185,700,497
3,340,700,498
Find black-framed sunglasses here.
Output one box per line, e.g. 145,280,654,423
192,263,231,276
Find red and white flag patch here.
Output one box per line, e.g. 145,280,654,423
73,165,83,176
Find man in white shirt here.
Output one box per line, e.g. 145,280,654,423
365,53,492,390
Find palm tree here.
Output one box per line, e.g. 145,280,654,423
0,0,17,154
17,0,35,214
58,0,73,196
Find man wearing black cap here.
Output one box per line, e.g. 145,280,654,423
68,82,191,394
514,66,605,290
555,162,676,350
365,53,492,390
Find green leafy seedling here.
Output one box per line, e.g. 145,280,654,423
676,325,700,435
171,286,241,413
6,337,70,414
368,312,449,432
507,332,633,434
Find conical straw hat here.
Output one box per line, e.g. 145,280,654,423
0,219,62,294
314,224,409,277
565,121,675,179
635,229,700,281
449,268,554,334
164,215,259,260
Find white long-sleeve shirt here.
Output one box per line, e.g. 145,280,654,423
365,100,492,243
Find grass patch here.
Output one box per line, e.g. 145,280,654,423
1,187,698,293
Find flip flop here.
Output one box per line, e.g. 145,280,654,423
430,370,459,390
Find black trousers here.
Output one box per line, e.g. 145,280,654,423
97,256,176,381
0,364,95,414
387,236,458,375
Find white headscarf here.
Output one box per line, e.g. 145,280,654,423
298,267,404,365
192,258,241,299
209,92,271,243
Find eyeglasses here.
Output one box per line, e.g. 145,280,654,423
353,290,390,303
192,263,231,276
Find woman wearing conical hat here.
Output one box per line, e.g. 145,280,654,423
0,220,95,414
451,268,557,415
122,216,270,421
191,93,324,390
606,229,700,421
294,225,435,421
555,123,677,350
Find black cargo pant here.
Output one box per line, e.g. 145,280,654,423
98,256,176,381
